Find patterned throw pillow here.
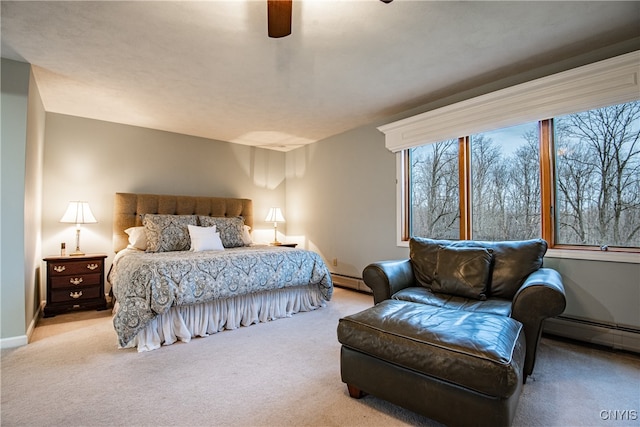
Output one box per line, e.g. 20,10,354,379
198,216,246,248
143,214,198,252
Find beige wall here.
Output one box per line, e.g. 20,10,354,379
285,125,407,274
41,114,287,292
543,258,639,329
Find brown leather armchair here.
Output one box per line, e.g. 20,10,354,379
363,237,566,378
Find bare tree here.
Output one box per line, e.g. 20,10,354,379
508,132,541,239
471,134,503,239
410,140,459,238
554,133,594,244
556,101,640,247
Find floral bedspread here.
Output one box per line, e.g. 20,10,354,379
109,246,333,347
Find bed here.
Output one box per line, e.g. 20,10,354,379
108,192,333,351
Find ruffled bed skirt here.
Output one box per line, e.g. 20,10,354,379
118,286,328,352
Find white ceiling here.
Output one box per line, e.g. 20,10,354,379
2,1,639,151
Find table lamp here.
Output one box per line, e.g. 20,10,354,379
265,207,285,245
60,201,97,256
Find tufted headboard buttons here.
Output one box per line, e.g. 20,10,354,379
112,192,253,253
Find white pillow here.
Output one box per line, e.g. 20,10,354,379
188,225,224,252
125,226,147,250
242,225,253,246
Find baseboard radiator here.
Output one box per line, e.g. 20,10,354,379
331,273,639,354
544,316,640,354
331,273,372,294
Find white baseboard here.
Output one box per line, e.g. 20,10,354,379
25,301,45,342
544,316,640,353
0,334,28,349
1,301,45,350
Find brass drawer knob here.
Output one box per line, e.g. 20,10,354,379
53,265,66,273
87,263,99,270
70,277,83,285
69,291,83,299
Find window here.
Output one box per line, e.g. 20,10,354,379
409,140,459,239
554,102,640,248
404,101,640,251
470,123,540,241
379,52,639,254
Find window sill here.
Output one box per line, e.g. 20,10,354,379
546,248,640,264
398,241,639,264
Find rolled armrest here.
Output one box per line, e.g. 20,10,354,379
511,267,566,376
512,268,566,319
363,260,415,304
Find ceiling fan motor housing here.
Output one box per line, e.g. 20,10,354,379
268,0,292,38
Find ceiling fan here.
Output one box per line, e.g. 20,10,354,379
267,0,393,38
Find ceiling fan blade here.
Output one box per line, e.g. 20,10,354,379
268,0,292,38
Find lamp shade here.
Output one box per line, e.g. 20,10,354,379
265,207,285,223
60,201,97,224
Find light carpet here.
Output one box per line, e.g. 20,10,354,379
1,287,639,427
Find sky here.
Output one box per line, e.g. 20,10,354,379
475,122,537,157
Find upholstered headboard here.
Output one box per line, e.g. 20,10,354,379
113,192,253,253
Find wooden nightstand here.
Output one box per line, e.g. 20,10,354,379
43,254,108,318
272,243,298,248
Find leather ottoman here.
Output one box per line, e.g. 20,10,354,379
337,299,526,427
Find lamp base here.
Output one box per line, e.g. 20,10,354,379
270,241,282,246
70,228,85,256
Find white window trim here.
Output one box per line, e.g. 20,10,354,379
379,51,639,153
396,152,407,247
546,249,640,264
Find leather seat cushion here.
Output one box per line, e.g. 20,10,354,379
392,287,512,317
337,300,525,398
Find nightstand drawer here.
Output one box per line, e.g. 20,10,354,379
50,273,101,289
50,285,102,304
48,260,103,276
